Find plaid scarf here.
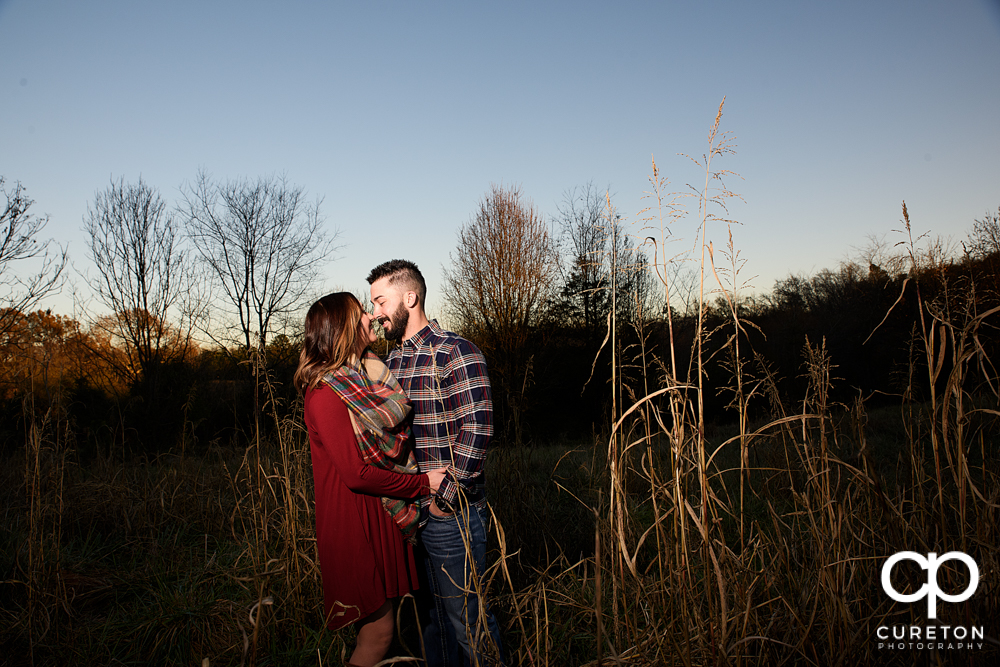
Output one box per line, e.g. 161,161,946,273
321,351,421,543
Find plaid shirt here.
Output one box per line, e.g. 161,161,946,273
386,320,492,519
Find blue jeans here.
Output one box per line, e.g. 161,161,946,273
418,506,504,667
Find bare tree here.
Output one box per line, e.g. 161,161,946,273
0,178,67,338
604,199,656,328
83,176,192,394
443,183,558,441
555,183,610,342
850,233,910,281
965,206,1000,259
180,171,334,357
556,185,657,334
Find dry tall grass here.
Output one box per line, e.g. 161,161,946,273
2,354,344,666
487,101,999,667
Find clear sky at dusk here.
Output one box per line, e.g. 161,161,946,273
3,0,999,322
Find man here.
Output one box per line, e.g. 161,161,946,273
367,259,504,667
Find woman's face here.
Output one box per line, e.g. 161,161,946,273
356,310,378,350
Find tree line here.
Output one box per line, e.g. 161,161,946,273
2,171,998,454
439,189,1000,445
1,172,332,452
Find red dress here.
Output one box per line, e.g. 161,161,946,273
304,385,428,630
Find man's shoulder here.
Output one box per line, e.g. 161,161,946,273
426,323,485,360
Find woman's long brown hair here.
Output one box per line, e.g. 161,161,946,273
294,292,365,394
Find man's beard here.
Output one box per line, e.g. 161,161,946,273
382,303,409,342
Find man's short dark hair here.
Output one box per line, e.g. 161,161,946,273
367,259,427,307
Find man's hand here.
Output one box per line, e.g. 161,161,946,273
429,497,454,516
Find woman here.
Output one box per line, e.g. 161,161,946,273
294,292,446,667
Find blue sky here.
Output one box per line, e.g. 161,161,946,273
2,0,999,322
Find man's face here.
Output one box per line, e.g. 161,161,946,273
370,277,409,342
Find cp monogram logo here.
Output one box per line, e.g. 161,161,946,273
881,551,979,619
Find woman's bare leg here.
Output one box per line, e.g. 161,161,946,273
349,600,394,667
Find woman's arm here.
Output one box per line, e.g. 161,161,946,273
306,386,430,498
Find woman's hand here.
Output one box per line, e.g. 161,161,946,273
426,466,449,494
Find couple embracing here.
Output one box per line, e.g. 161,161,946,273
293,260,504,667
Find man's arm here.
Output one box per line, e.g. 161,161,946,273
433,339,492,509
